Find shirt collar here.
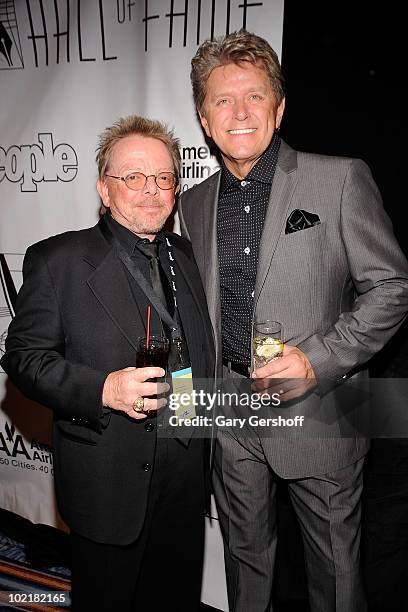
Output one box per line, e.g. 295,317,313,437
219,132,281,194
104,213,164,257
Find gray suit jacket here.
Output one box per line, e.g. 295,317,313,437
179,140,408,478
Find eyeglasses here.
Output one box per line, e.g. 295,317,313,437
104,171,177,191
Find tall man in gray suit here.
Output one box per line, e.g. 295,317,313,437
178,30,408,612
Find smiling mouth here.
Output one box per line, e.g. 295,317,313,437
228,128,257,135
137,200,164,207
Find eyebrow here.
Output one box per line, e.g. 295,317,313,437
211,86,269,99
118,167,174,174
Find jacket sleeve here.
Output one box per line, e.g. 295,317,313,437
298,158,408,393
0,244,108,432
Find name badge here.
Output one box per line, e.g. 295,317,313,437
171,367,196,421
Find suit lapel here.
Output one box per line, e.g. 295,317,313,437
201,174,222,366
85,222,143,352
174,243,209,335
181,174,222,368
254,141,298,305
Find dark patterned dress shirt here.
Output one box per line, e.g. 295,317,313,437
217,133,281,365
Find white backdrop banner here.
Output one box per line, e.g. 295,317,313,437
1,1,283,607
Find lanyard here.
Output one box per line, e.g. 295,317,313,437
164,236,179,310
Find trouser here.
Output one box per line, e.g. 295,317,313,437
70,437,205,612
213,431,366,612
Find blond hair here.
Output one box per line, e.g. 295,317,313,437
96,115,181,180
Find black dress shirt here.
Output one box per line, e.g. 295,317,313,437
105,213,168,339
105,214,190,370
217,133,281,365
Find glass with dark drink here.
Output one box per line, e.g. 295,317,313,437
136,336,169,369
136,336,169,417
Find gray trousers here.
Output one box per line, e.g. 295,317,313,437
213,431,366,612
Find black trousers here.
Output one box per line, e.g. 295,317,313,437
70,437,205,612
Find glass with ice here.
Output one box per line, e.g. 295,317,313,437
252,320,283,370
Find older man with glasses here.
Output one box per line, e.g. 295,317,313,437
1,114,215,612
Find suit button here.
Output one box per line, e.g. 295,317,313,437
143,463,152,472
145,422,155,432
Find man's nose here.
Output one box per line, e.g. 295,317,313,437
143,175,159,195
234,99,249,120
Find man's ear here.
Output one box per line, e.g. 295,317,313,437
96,178,110,208
199,110,212,139
276,97,286,130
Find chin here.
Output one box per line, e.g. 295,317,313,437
137,222,165,235
134,213,168,234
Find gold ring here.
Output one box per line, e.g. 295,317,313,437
133,396,145,413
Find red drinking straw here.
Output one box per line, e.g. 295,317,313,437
146,304,151,350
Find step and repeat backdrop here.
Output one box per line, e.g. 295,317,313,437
0,1,284,608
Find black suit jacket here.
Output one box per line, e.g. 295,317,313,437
1,218,215,545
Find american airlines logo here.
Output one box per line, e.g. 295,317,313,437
0,133,78,192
